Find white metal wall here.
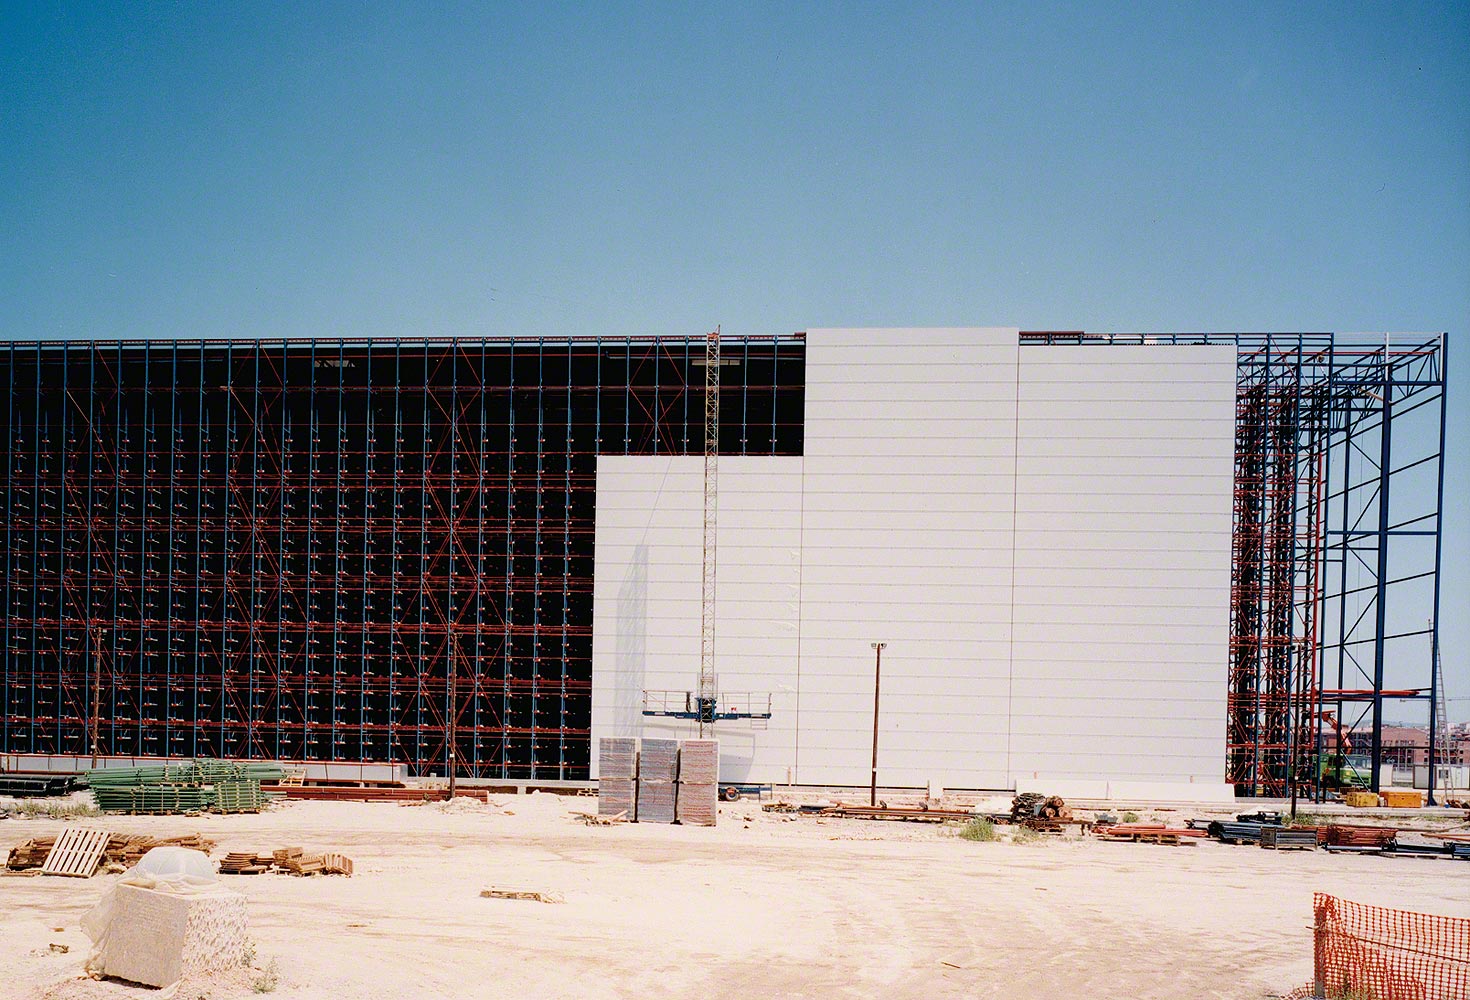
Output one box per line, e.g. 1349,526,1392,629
1009,345,1236,782
590,329,1236,788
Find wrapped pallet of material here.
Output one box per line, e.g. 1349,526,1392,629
598,737,639,817
675,740,719,826
636,779,676,824
81,848,247,988
598,737,637,779
598,777,636,817
676,783,718,826
639,738,679,782
677,739,719,782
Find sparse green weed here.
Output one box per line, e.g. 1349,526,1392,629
14,799,102,820
1288,811,1334,828
251,957,280,994
957,817,997,842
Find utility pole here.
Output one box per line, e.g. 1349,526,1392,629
870,642,886,807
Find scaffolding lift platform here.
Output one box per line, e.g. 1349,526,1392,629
640,690,772,726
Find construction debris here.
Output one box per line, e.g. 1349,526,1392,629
571,810,627,825
219,852,273,875
5,832,217,876
833,803,980,823
480,888,564,904
215,845,353,876
1095,823,1205,846
1010,793,1071,822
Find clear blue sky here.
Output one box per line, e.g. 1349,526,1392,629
2,3,1467,717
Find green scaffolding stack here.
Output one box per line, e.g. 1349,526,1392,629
85,760,286,815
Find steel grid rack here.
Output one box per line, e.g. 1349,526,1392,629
0,336,806,779
1020,331,1449,802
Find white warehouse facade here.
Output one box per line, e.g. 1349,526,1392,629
590,328,1237,791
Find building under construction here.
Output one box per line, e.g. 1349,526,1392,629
0,329,1448,798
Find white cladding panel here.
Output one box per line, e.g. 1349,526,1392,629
590,330,1235,789
1008,344,1234,783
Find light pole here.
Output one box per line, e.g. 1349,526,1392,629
870,642,886,808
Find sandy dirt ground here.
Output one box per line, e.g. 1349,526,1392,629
2,793,1467,1000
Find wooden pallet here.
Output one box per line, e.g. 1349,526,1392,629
1096,824,1201,846
572,809,627,826
480,888,564,904
40,828,112,877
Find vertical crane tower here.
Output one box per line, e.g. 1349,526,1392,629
697,327,720,736
640,327,773,733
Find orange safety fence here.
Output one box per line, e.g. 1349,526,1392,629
1285,893,1470,1000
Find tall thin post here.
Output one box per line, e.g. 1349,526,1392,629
870,642,886,807
698,328,720,737
1369,378,1392,793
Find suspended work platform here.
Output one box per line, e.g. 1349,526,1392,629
640,690,772,725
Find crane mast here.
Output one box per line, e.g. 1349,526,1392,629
639,326,770,732
697,327,720,735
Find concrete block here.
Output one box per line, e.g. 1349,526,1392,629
93,883,247,987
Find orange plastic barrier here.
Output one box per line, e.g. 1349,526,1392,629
1287,893,1470,999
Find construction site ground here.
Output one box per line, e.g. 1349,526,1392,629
2,792,1467,1000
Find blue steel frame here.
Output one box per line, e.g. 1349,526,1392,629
1020,331,1449,801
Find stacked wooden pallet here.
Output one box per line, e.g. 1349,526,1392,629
4,836,57,870
4,832,216,873
216,846,354,876
219,852,273,875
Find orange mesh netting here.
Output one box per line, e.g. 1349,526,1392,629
1285,893,1470,1000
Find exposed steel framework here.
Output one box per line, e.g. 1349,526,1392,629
1022,331,1449,800
1,336,805,778
3,331,1447,793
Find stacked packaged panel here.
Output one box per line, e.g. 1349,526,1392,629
676,739,719,826
597,738,637,817
636,738,679,824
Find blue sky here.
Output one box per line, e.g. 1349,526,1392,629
2,3,1467,717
